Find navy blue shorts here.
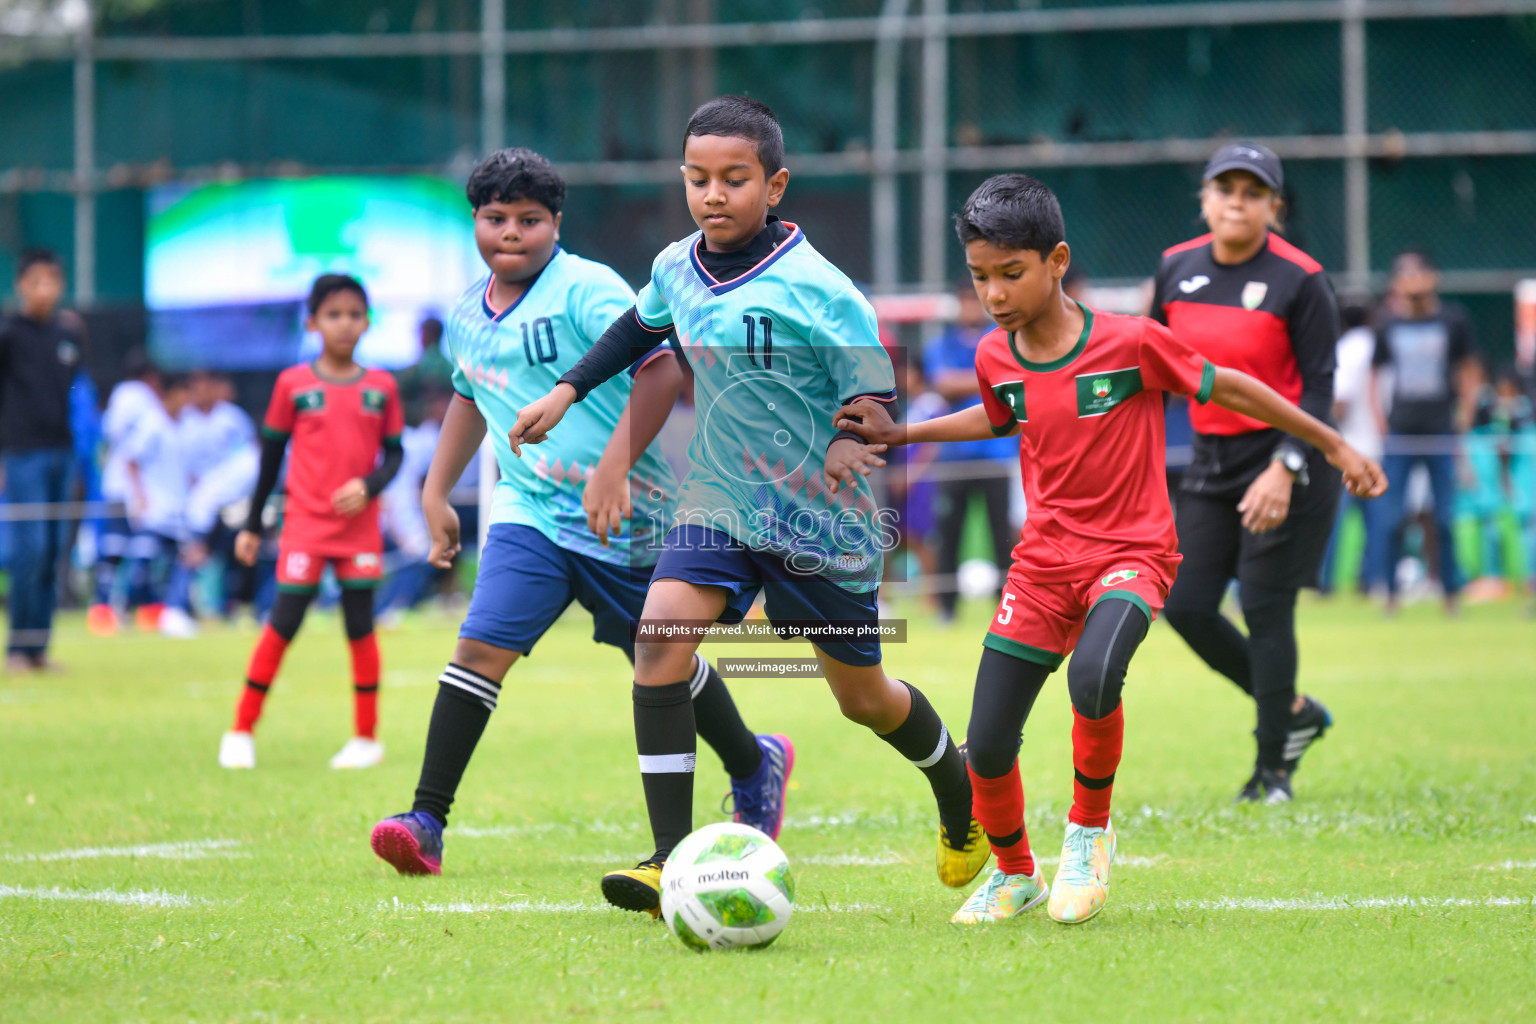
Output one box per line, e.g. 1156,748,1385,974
460,524,647,660
650,525,882,667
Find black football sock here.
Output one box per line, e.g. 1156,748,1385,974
688,654,764,780
877,681,973,844
411,664,502,827
634,680,696,862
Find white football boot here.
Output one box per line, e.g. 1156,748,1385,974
218,730,256,769
329,737,385,770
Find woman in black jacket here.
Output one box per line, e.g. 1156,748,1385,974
1151,143,1347,805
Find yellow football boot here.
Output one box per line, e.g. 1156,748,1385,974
937,818,991,888
1048,820,1116,924
601,860,664,918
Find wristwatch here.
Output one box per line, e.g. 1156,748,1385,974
1272,448,1305,476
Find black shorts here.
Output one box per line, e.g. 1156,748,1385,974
1174,470,1341,591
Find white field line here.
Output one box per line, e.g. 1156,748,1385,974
1485,860,1536,870
386,898,890,915
801,853,906,866
1136,895,1533,913
0,884,207,908
556,853,915,867
2,839,243,863
449,823,633,838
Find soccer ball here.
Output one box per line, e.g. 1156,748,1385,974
659,822,795,951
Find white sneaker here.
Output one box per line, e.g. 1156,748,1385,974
160,607,200,639
219,730,256,769
329,736,385,770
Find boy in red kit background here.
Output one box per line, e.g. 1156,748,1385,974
838,174,1385,926
218,274,405,771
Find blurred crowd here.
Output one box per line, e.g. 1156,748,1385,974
0,250,470,665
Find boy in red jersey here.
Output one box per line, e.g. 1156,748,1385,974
218,274,404,771
836,175,1385,926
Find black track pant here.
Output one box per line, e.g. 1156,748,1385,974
1163,493,1325,772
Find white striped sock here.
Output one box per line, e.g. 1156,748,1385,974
688,655,710,698
439,664,500,711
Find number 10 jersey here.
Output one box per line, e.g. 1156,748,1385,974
446,246,678,567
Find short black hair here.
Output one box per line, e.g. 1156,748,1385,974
307,273,369,316
953,174,1066,255
1393,248,1437,275
466,147,566,214
16,247,62,279
685,95,785,176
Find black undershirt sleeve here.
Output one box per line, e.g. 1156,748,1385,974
830,389,902,448
1276,271,1341,465
244,433,288,534
557,306,674,402
362,438,404,497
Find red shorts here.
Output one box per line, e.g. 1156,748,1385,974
983,558,1173,670
276,544,383,592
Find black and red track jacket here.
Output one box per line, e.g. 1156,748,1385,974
1152,231,1339,499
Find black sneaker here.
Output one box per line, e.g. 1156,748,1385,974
1283,696,1333,775
1235,767,1263,803
1259,768,1292,805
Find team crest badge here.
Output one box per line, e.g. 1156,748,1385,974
1241,281,1268,310
355,552,380,570
1101,568,1139,586
1093,378,1112,399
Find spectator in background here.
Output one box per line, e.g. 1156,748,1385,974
1462,364,1534,597
1370,249,1477,613
378,388,450,626
60,311,101,593
0,249,85,672
122,373,194,636
924,278,1018,622
89,349,162,635
394,316,454,424
1319,302,1388,595
177,371,259,618
888,356,944,603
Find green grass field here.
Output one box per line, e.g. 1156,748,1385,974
2,597,1533,1023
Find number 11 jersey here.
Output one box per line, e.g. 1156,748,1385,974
635,223,896,593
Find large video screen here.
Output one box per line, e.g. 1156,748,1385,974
145,176,482,371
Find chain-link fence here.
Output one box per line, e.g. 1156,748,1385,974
2,3,1533,350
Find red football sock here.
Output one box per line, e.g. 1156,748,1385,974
349,634,380,740
1070,703,1125,828
967,760,1035,876
234,625,290,732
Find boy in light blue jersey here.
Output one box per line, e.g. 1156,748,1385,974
511,97,987,915
371,149,789,878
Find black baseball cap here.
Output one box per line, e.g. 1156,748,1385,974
1203,142,1283,191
